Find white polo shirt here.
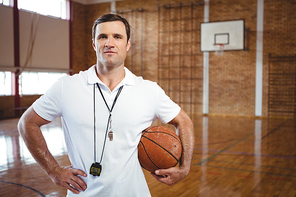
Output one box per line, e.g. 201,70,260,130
33,65,181,197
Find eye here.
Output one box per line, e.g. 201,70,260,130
114,35,123,39
98,35,107,40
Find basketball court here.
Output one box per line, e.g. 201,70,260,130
1,0,296,196
0,115,295,196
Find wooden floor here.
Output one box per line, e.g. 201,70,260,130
0,115,296,197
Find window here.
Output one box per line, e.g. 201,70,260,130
0,0,10,6
0,71,12,96
19,72,67,95
18,0,67,19
1,0,67,19
0,0,69,96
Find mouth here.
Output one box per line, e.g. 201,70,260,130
104,51,116,54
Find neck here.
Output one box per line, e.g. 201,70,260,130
95,64,125,91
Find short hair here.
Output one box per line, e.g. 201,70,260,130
92,14,131,43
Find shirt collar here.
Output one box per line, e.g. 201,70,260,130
87,65,135,87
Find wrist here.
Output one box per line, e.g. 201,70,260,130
179,163,191,176
47,165,61,177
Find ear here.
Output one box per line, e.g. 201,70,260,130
92,39,96,51
126,40,131,52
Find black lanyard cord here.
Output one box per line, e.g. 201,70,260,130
96,83,124,112
93,84,96,162
93,83,124,163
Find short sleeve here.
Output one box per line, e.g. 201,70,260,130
155,84,181,124
32,78,63,121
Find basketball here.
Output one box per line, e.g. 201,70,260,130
138,126,182,173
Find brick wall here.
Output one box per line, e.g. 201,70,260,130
70,0,296,118
263,0,296,118
208,0,257,117
72,2,88,74
7,0,296,119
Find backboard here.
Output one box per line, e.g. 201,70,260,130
201,20,245,52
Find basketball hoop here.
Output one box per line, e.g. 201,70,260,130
213,44,224,56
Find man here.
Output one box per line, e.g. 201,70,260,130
18,14,194,196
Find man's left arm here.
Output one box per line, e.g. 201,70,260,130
151,109,195,186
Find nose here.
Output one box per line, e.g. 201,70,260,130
105,37,114,48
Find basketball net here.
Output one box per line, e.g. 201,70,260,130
214,44,224,56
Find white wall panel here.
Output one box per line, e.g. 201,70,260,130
0,6,14,71
19,11,69,72
0,6,69,73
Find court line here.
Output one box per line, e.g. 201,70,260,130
194,147,296,160
261,120,287,140
197,132,254,165
203,159,296,171
0,180,45,197
203,164,296,178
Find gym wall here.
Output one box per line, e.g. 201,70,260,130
72,0,295,118
1,0,295,119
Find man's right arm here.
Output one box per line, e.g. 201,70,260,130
18,107,87,194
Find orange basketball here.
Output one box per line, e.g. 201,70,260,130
138,126,182,173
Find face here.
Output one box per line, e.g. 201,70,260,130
92,21,130,68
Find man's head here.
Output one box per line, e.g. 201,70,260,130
92,14,131,43
92,14,131,68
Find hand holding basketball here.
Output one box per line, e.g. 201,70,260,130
138,126,182,173
151,166,189,186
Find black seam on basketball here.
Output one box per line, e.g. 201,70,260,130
139,140,161,170
142,135,179,162
141,127,150,137
142,128,148,133
143,127,180,143
144,131,182,145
